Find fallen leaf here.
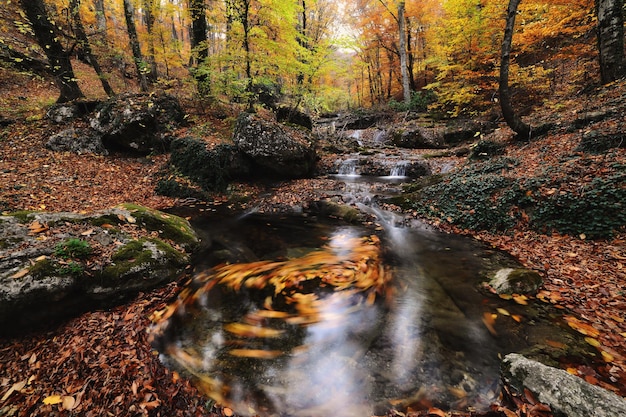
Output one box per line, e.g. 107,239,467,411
43,395,63,405
62,395,75,410
1,380,27,402
10,268,30,279
81,229,94,236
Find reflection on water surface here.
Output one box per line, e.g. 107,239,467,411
150,210,587,416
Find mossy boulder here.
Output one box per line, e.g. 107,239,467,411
0,205,197,335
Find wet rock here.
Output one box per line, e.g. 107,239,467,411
502,353,626,417
46,127,108,155
233,112,317,178
90,92,184,154
489,268,543,295
0,204,197,335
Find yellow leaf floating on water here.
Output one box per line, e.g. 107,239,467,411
228,349,283,359
496,308,510,316
224,322,284,338
43,395,63,405
512,294,528,305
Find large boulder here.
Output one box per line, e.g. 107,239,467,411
46,127,108,155
0,204,198,335
232,112,317,178
502,353,626,417
89,92,185,154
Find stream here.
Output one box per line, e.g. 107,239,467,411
152,162,595,416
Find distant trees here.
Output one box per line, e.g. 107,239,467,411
9,0,623,112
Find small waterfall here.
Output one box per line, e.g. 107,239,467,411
389,161,409,177
337,159,359,176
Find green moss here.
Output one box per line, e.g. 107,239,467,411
117,203,198,250
6,210,36,223
99,237,188,282
29,258,58,279
54,238,92,259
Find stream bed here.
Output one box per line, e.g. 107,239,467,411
151,175,596,417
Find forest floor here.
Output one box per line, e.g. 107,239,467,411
0,65,625,417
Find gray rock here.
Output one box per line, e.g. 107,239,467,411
233,112,316,178
390,125,445,149
489,267,543,295
46,128,109,155
502,353,626,417
0,205,197,335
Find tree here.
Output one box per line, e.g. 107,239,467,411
19,0,84,103
596,0,625,83
123,0,149,92
499,0,532,138
69,0,115,97
398,1,411,105
143,0,159,82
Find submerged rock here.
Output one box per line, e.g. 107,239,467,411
489,268,543,295
502,353,626,417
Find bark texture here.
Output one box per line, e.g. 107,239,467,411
596,0,625,84
20,0,84,103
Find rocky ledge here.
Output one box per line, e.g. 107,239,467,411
0,203,198,335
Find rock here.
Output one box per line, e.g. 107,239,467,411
0,204,198,335
46,128,108,155
389,125,444,149
489,268,543,295
232,112,317,178
502,353,626,417
45,100,100,123
89,92,184,154
276,106,313,130
167,137,251,191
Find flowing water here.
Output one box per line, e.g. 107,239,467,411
152,167,593,416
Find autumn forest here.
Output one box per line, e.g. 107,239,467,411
1,0,622,116
0,1,625,417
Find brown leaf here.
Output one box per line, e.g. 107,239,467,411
10,267,30,279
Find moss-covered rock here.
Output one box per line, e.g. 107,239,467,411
0,204,197,335
116,203,199,251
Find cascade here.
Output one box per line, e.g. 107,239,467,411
389,161,409,177
336,158,358,176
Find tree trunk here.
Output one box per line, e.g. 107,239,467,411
143,0,159,82
123,0,149,92
93,0,107,32
70,0,115,97
596,0,625,83
190,0,208,64
499,0,532,139
20,0,84,103
398,1,411,105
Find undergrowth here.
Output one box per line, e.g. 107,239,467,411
399,158,625,239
